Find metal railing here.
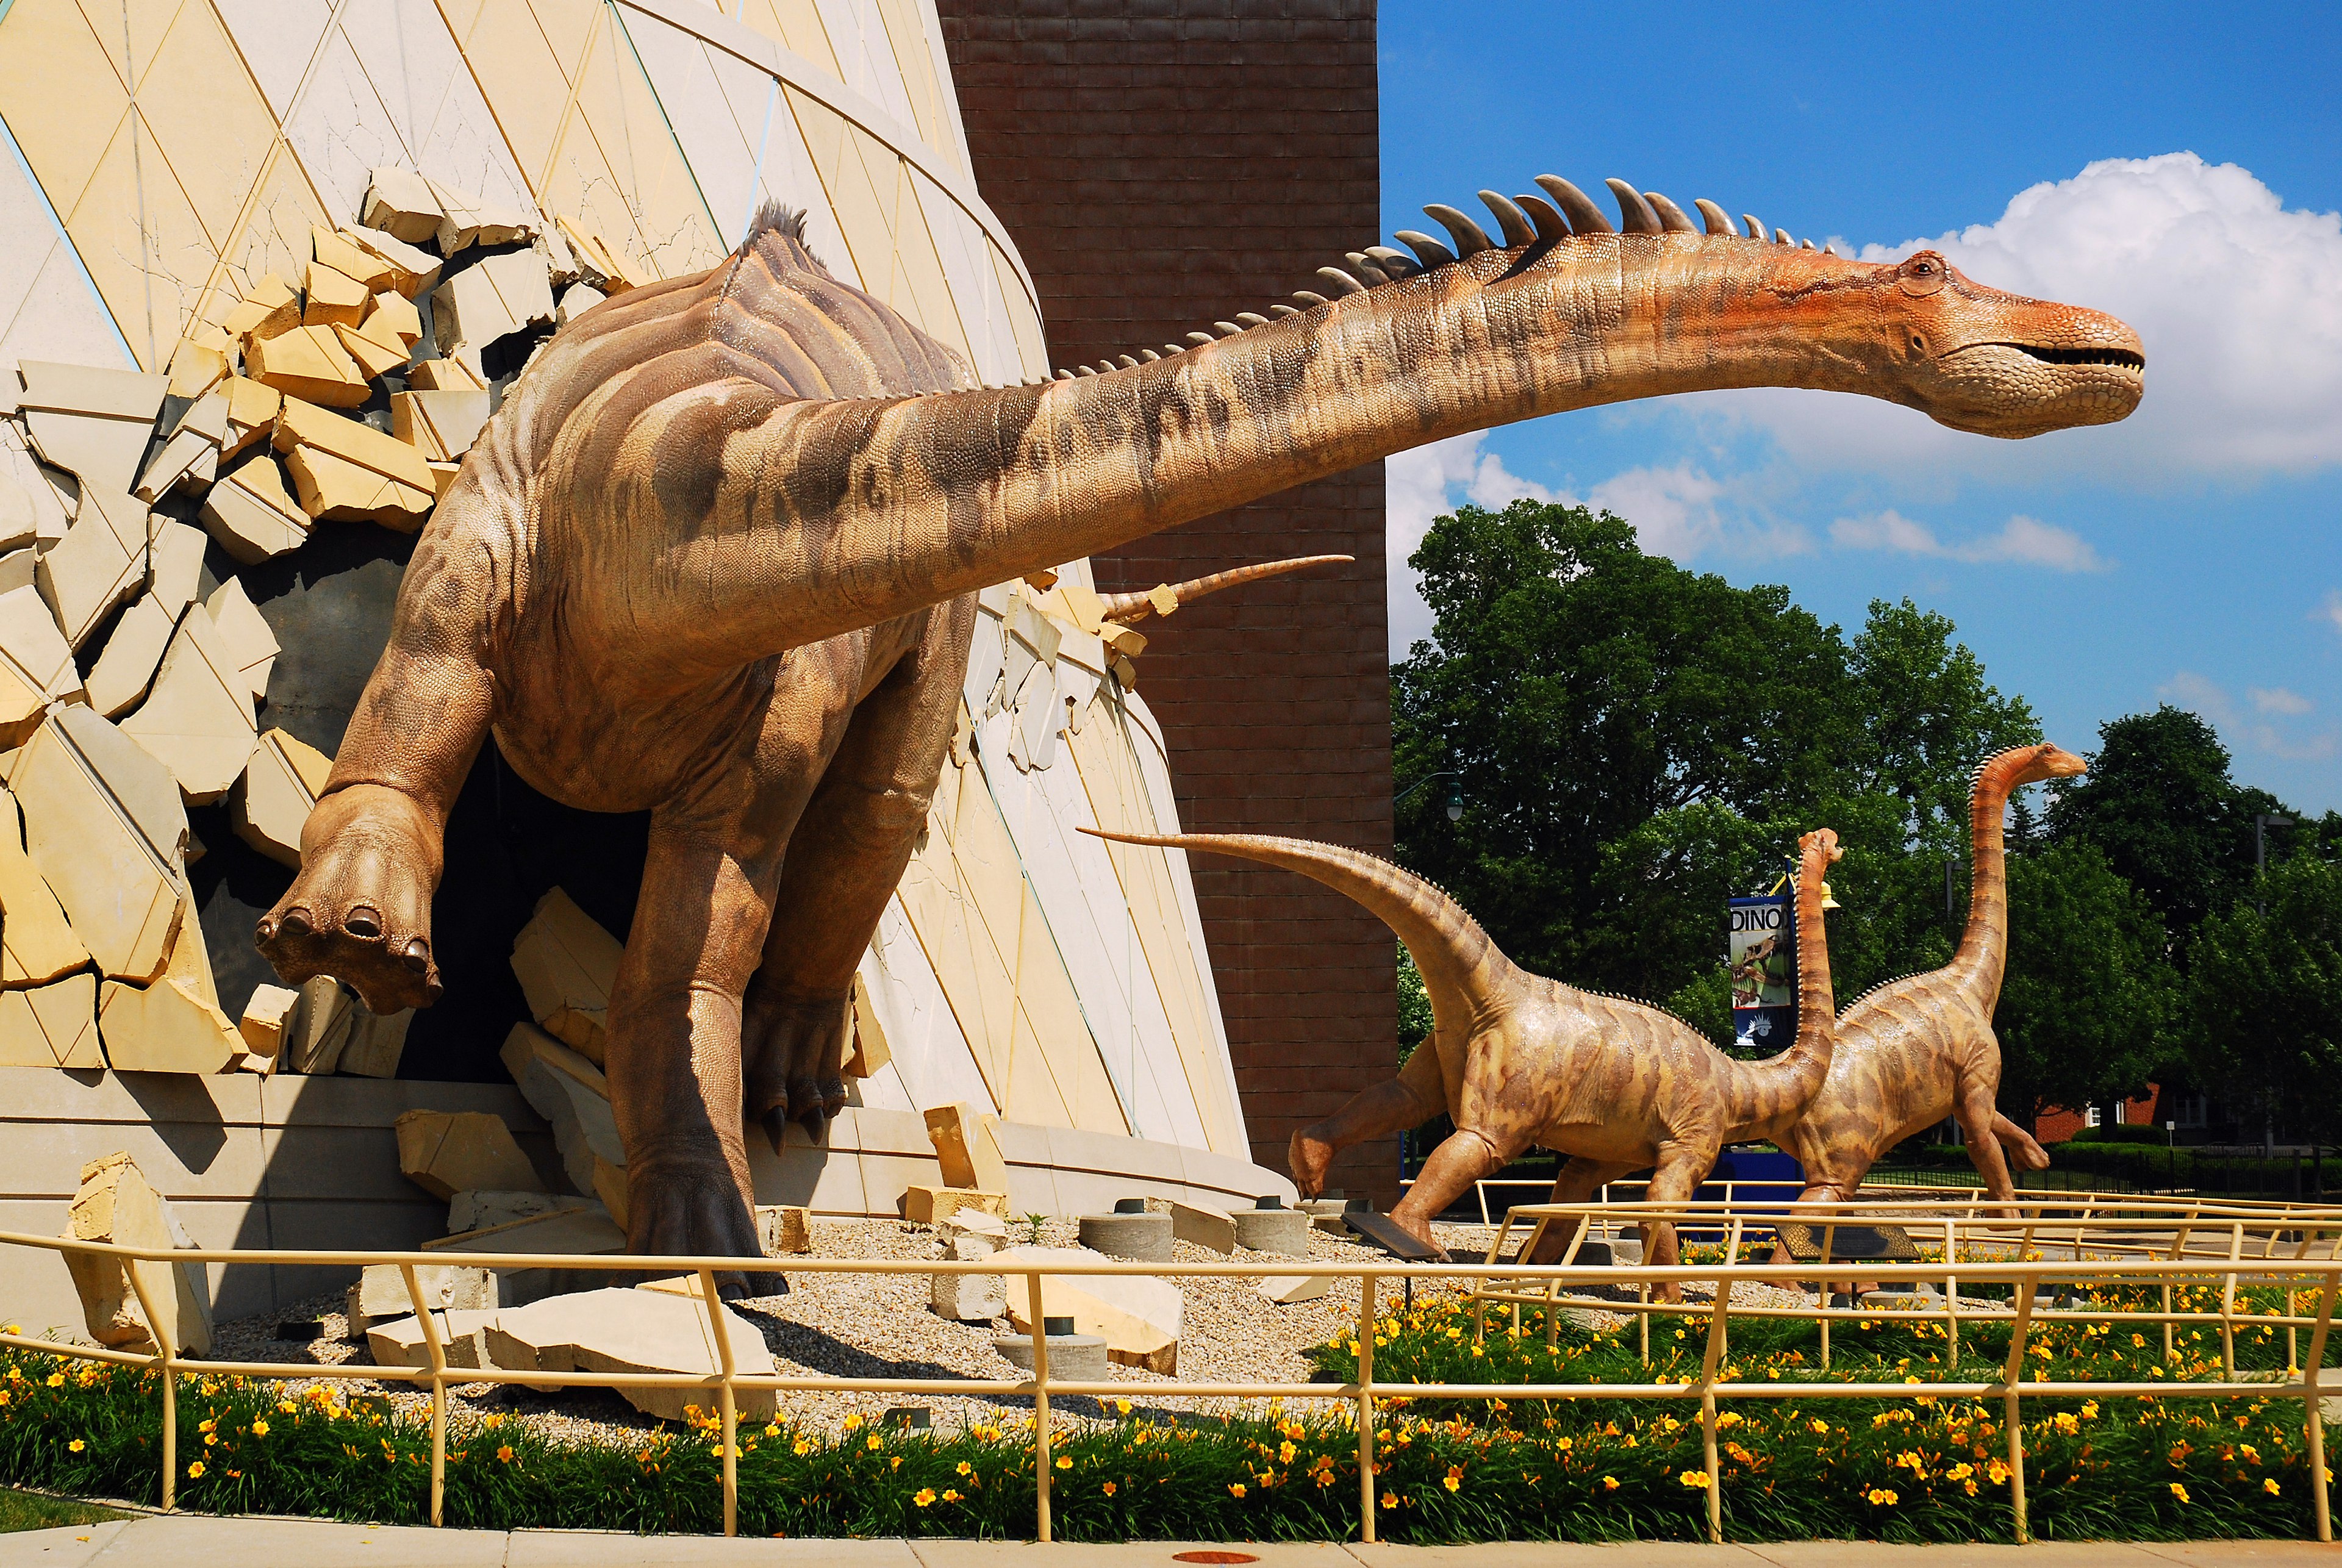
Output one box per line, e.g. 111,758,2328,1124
2,1194,2338,1547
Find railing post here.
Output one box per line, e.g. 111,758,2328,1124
1356,1272,1377,1544
398,1264,449,1528
2221,1223,2245,1376
2000,1266,2037,1544
695,1269,738,1538
121,1254,176,1512
1027,1268,1052,1543
1944,1217,1961,1364
1698,1228,1735,1546
2304,1265,2337,1544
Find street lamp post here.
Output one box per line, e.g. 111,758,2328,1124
2255,812,2294,915
1395,771,1466,823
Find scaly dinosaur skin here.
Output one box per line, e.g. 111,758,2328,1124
257,176,2137,1276
1082,825,1841,1281
1778,743,2087,1206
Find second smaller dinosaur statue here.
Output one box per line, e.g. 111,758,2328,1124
1081,824,1842,1283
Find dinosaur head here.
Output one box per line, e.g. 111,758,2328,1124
2011,741,2088,786
1864,251,2143,439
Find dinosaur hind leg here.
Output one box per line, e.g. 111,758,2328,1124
255,528,496,1014
1955,1079,2023,1211
1389,1125,1514,1254
1292,1042,1444,1200
1638,1140,1721,1305
743,603,969,1146
1523,1158,1641,1265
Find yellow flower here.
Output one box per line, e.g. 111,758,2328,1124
866,1434,882,1451
187,1461,205,1479
1115,1398,1132,1416
1229,1483,1247,1498
1279,1441,1297,1464
1602,1475,1619,1491
2052,1412,2080,1434
913,1487,937,1508
1866,1487,1899,1506
46,1373,63,1387
496,1444,515,1462
793,1438,814,1456
2132,1333,2146,1347
67,1439,84,1452
1101,1481,1117,1496
1947,1462,1974,1481
1678,1470,1710,1488
1810,1419,1830,1435
251,1420,268,1437
2265,1478,2281,1496
2169,1483,2190,1503
2080,1401,2098,1419
1381,1491,1398,1509
1715,1411,1742,1428
943,1489,962,1503
956,1460,973,1476
842,1412,862,1431
2240,1444,2260,1464
1055,1455,1072,1470
278,1400,297,1414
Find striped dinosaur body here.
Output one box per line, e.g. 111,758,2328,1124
1083,825,1842,1272
1779,743,2088,1204
255,175,2138,1278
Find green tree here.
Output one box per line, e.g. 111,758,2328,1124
1395,942,1433,1065
2183,851,2342,1145
1993,842,2180,1123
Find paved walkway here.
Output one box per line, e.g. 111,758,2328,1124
1,1517,2335,1567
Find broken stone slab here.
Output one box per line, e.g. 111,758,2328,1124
237,983,300,1058
16,362,166,489
555,218,646,293
0,473,33,555
482,1287,775,1420
204,579,279,701
1170,1201,1236,1255
335,1005,412,1078
61,1151,210,1354
14,704,187,983
200,454,309,564
362,168,445,246
342,227,440,299
134,387,227,501
426,178,537,256
390,389,492,462
97,908,242,1073
221,275,301,343
332,318,409,381
556,282,604,325
405,356,487,392
146,521,207,623
34,485,149,651
165,338,228,402
757,1204,812,1256
501,1018,608,1101
82,593,176,717
592,1156,628,1231
932,1229,1006,1322
429,1205,629,1305
450,1190,592,1236
997,1244,1181,1373
0,782,88,987
903,1186,1008,1226
245,324,370,408
303,259,371,330
119,603,259,804
396,1109,545,1200
231,727,331,867
346,1261,495,1337
1256,1274,1335,1306
0,585,84,746
365,1308,498,1370
0,550,33,595
922,1102,1011,1194
312,226,396,294
282,976,355,1073
845,971,890,1079
0,972,101,1069
509,889,620,1063
364,290,424,349
283,445,433,529
220,376,282,460
508,1029,625,1196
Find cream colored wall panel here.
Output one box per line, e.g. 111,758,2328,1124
808,0,915,140
1011,881,1127,1135
64,109,215,365
895,813,1016,1104
211,146,332,310
280,26,412,227
785,85,899,313
621,21,756,246
343,1,533,224
948,749,1028,954
908,0,969,169
69,0,180,93
736,0,840,80
862,893,995,1115
463,0,575,188
987,237,1047,381
866,144,970,367
746,91,856,285
527,0,606,80
914,170,1017,384
0,0,131,223
212,0,332,120
138,1,280,250
594,20,727,273
870,0,956,177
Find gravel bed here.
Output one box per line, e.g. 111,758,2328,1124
195,1217,1539,1448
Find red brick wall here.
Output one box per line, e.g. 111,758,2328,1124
937,1,1398,1205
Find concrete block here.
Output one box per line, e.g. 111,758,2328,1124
282,976,355,1073
426,177,535,255
312,226,395,294
482,1287,776,1420
302,261,371,330
273,395,434,489
345,1261,494,1336
83,593,175,717
284,445,432,527
221,274,301,343
34,484,149,650
231,728,329,867
220,376,282,460
335,1006,412,1078
923,1101,1010,1194
14,704,186,981
0,549,33,595
556,282,604,324
0,783,88,986
0,584,83,748
997,1244,1180,1373
245,324,369,407
363,290,424,349
60,1151,211,1354
119,604,259,804
200,455,308,564
332,319,409,380
1170,1201,1236,1255
1256,1273,1334,1305
509,888,620,1063
757,1204,812,1256
1230,1206,1311,1258
96,912,241,1073
405,356,485,392
165,338,228,401
1077,1210,1172,1262
941,1208,1008,1241
500,1019,607,1102
361,168,445,246
204,579,279,702
237,983,299,1058
366,1308,498,1370
903,1185,1008,1226
396,1109,543,1200
429,1204,626,1307
448,1190,592,1235
991,1330,1106,1380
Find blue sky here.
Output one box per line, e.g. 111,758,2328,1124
1376,2,2342,812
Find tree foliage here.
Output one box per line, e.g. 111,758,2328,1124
2183,852,2342,1144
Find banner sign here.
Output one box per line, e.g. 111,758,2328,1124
1728,892,1796,1051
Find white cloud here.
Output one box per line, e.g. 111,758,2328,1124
2323,592,2342,635
1384,433,1567,650
1715,153,2342,484
1829,509,2109,571
2160,671,2336,763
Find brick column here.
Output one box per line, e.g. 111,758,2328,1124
937,1,1397,1205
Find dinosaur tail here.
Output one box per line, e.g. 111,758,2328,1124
1078,827,1508,1035
1724,828,1840,1132
1098,554,1354,625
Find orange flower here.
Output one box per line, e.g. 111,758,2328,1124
496,1445,515,1463
1101,1481,1117,1496
913,1488,937,1508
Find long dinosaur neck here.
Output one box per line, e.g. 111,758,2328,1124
1946,748,2035,1009
1080,828,1509,1039
686,236,1900,664
1725,832,1837,1133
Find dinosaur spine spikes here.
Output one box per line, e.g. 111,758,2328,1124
1606,179,1664,234
1516,194,1570,244
1644,191,1700,234
1422,203,1494,257
1477,190,1539,248
1536,176,1614,235
1394,230,1456,269
1694,198,1736,237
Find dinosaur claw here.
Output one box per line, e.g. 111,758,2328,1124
255,915,276,943
278,908,314,939
345,904,382,939
401,937,431,973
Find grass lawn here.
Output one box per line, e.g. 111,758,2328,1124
0,1487,125,1532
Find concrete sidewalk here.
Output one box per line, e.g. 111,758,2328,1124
0,1517,2335,1566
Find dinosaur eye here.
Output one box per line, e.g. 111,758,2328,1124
1899,252,1949,298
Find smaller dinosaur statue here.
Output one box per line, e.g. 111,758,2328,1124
1777,743,2085,1208
1080,825,1841,1282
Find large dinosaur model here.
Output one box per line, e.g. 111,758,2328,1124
1083,825,1842,1273
1778,743,2085,1204
257,176,2139,1279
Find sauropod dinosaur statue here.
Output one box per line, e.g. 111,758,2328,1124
1081,825,1843,1278
1778,743,2086,1206
257,176,2138,1282
750,546,1350,1148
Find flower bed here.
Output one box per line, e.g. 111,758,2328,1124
0,1281,2329,1544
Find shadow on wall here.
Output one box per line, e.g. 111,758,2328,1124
187,525,651,1083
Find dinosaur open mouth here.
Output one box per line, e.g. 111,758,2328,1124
2002,344,2144,370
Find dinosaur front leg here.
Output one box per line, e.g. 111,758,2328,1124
606,814,789,1296
745,602,967,1145
1389,1126,1513,1254
1292,1044,1445,1200
1955,1079,2025,1213
255,524,496,1014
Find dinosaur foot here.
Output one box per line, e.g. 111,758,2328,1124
255,784,443,1014
625,1154,787,1298
1287,1128,1335,1200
